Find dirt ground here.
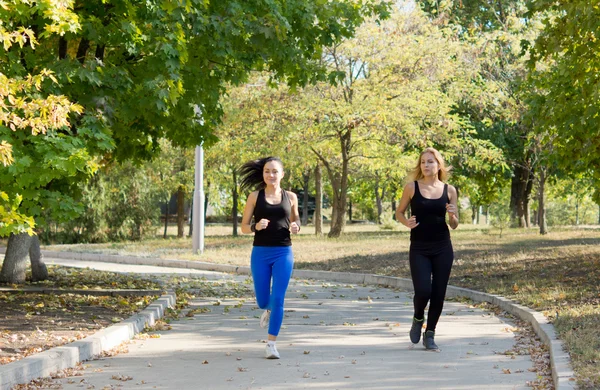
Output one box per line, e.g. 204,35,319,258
0,266,160,365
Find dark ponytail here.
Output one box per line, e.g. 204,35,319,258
239,157,284,191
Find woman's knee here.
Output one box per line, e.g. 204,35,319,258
256,298,270,310
414,286,432,300
270,295,285,310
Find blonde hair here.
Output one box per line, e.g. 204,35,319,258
409,147,452,182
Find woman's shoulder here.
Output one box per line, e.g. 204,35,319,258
403,181,416,197
247,190,260,202
285,190,298,201
446,183,457,197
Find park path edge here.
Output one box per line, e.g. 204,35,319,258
0,275,176,390
0,248,576,389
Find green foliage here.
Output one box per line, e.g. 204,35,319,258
1,0,391,235
545,177,598,226
43,161,162,243
0,192,35,236
524,0,600,188
419,0,527,33
488,188,512,236
379,211,397,231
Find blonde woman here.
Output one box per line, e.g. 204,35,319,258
395,147,458,351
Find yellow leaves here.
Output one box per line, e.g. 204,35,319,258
0,139,15,165
0,26,38,51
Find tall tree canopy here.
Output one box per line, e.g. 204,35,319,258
0,0,390,229
524,0,600,193
0,0,390,282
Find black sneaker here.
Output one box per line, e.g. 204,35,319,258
423,330,439,350
409,318,424,344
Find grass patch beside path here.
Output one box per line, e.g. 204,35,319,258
42,224,600,388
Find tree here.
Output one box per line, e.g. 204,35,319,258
1,0,391,282
1,1,82,283
418,0,544,228
524,0,600,200
215,6,502,237
293,8,484,237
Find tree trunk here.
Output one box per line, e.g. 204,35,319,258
203,187,209,230
76,38,90,64
58,37,67,59
314,164,323,236
374,174,383,224
29,235,48,282
510,165,533,228
575,199,580,225
330,196,347,237
539,168,548,235
188,199,193,238
348,199,353,223
471,205,477,225
0,233,33,284
232,168,238,237
311,129,350,238
177,186,185,238
302,170,310,226
391,199,397,220
330,201,338,232
163,200,169,239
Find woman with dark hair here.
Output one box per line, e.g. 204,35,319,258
395,147,459,351
240,156,300,359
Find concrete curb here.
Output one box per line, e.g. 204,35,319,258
2,249,576,389
0,287,163,297
0,288,176,390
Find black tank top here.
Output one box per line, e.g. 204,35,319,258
410,181,450,243
253,189,292,247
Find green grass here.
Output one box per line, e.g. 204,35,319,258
42,223,600,388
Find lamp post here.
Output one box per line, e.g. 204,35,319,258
192,144,205,254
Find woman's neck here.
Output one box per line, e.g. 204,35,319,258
420,175,440,186
264,184,281,194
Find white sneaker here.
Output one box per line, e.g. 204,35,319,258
265,343,280,359
260,310,270,329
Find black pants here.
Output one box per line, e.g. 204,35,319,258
409,240,454,332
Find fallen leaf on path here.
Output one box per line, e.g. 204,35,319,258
111,374,133,381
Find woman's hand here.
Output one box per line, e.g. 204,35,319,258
256,218,270,231
290,222,300,234
405,215,420,229
446,203,457,218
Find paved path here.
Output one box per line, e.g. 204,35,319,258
45,258,536,389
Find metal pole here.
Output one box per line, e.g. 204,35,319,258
192,145,205,254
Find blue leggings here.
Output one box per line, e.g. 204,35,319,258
251,246,294,337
